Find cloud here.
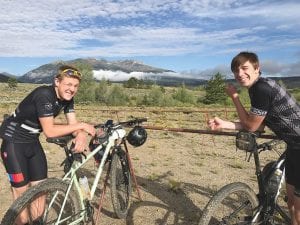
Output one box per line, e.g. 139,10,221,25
261,60,300,77
180,60,300,79
0,0,299,76
0,0,299,57
93,69,179,81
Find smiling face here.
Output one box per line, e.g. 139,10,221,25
54,76,80,100
231,52,261,88
233,60,260,88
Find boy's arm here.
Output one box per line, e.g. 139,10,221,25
231,95,265,131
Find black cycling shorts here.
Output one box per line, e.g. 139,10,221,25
285,145,300,194
0,140,47,188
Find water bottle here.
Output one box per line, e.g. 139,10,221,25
267,168,282,194
79,176,91,200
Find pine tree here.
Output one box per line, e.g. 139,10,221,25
202,72,226,104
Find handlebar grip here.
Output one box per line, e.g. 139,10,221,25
121,118,147,125
94,124,104,129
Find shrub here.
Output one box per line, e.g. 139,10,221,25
7,77,18,89
172,84,195,105
201,73,226,104
106,85,129,106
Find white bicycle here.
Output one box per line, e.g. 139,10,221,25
1,118,147,225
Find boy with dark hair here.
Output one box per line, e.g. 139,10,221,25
208,52,300,224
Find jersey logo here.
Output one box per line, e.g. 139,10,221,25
1,151,7,159
44,103,53,111
250,107,267,116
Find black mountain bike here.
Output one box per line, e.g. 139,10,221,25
199,131,291,225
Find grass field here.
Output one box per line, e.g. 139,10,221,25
0,82,290,224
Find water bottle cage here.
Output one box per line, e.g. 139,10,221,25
236,131,258,152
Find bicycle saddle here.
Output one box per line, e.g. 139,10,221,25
46,135,74,147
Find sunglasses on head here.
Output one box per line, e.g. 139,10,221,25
61,69,82,79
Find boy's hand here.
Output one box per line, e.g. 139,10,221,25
226,84,239,99
81,123,96,136
208,117,224,130
72,131,88,153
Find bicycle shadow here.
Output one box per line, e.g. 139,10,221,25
77,168,217,225
125,171,216,225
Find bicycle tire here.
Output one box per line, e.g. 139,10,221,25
110,147,132,219
199,182,259,225
1,178,81,225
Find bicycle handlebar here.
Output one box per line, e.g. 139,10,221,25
257,139,283,151
94,117,147,129
236,130,283,154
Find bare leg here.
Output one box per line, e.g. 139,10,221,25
29,180,46,222
294,195,300,225
12,185,30,225
287,183,300,225
12,180,45,225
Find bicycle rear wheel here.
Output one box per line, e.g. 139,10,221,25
199,182,259,225
1,178,81,225
110,147,132,219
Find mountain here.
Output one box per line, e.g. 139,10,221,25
13,58,300,88
226,76,300,89
18,58,174,84
269,76,300,89
0,72,17,82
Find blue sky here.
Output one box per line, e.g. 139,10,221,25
0,0,300,79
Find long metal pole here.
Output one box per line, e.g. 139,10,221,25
142,125,278,139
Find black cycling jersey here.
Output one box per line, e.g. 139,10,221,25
249,77,300,146
0,85,74,143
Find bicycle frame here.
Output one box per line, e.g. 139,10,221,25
250,147,288,223
199,133,291,225
46,128,126,225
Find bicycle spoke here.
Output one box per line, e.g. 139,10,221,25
199,183,258,225
212,194,254,224
1,179,81,225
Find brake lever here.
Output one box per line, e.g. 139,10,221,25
81,151,87,159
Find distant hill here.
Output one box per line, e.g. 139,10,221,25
269,76,300,89
0,72,18,82
226,76,300,89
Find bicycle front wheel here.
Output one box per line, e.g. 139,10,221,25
110,147,132,219
199,182,259,225
1,178,81,225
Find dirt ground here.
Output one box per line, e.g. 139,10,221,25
0,126,284,225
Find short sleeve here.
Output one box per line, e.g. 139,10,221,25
249,81,273,116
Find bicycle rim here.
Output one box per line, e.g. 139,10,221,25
1,178,81,225
110,148,132,219
199,182,259,225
